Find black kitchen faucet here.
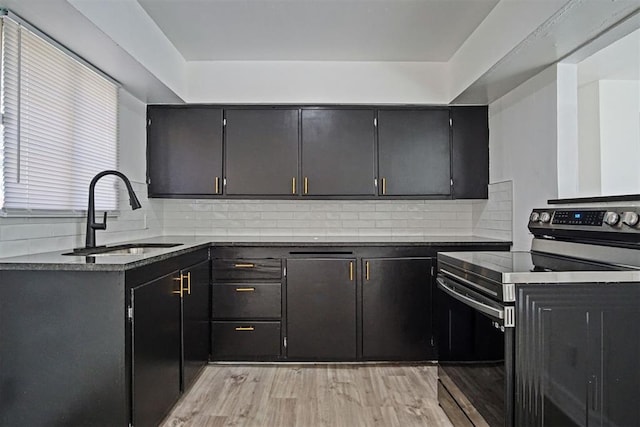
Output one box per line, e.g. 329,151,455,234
85,170,141,248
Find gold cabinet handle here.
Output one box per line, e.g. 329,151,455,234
304,177,309,194
215,176,220,194
234,263,255,268
172,275,184,298
184,272,191,295
382,177,387,195
235,287,255,292
292,177,296,195
235,326,255,331
365,261,370,281
349,261,354,281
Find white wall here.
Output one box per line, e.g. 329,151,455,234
187,61,449,104
489,65,559,250
0,89,163,257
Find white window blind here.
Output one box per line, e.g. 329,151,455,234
0,16,119,215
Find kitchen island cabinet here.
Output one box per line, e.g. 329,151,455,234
0,247,209,427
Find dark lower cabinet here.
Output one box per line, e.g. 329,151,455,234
131,271,182,427
516,284,640,427
181,259,211,392
212,321,281,359
362,257,434,360
286,258,357,360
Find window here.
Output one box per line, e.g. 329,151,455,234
0,14,119,215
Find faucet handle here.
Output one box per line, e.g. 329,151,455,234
92,212,107,230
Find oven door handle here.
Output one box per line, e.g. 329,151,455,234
437,277,505,321
440,268,498,297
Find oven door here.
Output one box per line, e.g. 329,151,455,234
436,275,514,427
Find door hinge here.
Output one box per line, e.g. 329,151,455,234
374,178,378,188
430,337,435,347
430,266,435,276
146,177,151,185
373,118,377,127
223,177,227,187
283,266,287,277
283,337,287,348
127,306,133,321
147,118,151,126
505,306,515,328
450,178,454,187
449,118,452,127
223,118,227,126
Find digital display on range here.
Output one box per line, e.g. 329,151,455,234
552,210,605,226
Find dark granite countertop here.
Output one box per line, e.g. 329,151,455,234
0,235,511,271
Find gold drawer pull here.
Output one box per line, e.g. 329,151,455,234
365,261,370,281
235,287,255,292
292,177,296,194
349,261,354,281
215,176,220,194
235,326,255,331
304,177,309,194
234,263,255,268
382,177,387,195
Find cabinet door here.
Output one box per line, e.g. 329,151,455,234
301,109,376,195
362,258,433,360
225,109,299,195
378,110,451,196
131,272,181,427
147,106,223,196
286,258,357,359
515,285,640,427
181,259,210,392
451,106,488,199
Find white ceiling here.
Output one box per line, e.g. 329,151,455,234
137,0,499,62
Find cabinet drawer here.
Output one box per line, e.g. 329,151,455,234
212,259,281,281
212,283,281,319
211,321,281,360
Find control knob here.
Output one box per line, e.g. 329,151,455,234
529,212,540,223
604,211,620,226
621,211,640,227
539,212,552,223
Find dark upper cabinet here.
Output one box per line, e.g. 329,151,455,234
286,258,357,360
451,106,489,199
362,257,434,360
147,106,223,196
225,109,299,196
378,109,451,196
301,109,376,196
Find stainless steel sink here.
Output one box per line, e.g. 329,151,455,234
63,243,182,256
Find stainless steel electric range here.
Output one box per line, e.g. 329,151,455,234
436,206,640,427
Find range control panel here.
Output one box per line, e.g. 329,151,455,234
551,210,605,226
529,207,640,237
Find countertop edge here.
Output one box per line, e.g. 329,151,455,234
0,236,512,271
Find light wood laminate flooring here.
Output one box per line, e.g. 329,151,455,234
161,364,454,427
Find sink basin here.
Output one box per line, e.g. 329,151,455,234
63,243,182,256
